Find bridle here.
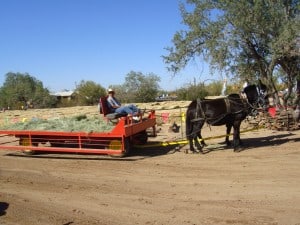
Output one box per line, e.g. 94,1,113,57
245,85,268,116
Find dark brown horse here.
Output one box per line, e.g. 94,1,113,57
186,82,268,153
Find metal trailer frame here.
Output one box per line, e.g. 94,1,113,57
0,110,156,157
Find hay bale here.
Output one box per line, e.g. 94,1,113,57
0,115,114,132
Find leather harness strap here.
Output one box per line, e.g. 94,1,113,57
224,97,231,114
190,98,205,122
191,97,232,124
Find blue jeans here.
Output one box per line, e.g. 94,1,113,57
115,104,139,115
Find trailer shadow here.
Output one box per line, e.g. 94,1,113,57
130,142,182,157
4,143,180,161
4,132,299,160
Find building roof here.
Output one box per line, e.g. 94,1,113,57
51,90,75,97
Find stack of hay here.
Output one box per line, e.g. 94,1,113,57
0,115,114,132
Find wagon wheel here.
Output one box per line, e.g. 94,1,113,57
50,142,62,147
19,137,37,155
132,130,148,145
109,137,131,158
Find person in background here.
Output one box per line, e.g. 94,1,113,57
240,79,249,99
242,79,249,89
293,79,300,108
221,78,227,96
278,88,288,108
106,88,141,118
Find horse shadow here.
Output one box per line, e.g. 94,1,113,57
202,132,299,153
0,202,9,216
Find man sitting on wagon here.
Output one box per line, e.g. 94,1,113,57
106,88,142,120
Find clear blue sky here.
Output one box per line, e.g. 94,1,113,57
0,0,216,92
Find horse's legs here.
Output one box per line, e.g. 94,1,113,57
197,129,207,147
186,111,205,153
233,121,243,151
188,135,202,153
195,121,205,153
225,124,232,146
188,137,195,152
189,129,203,153
194,135,203,153
187,125,199,153
186,116,196,153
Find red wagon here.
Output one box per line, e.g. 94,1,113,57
0,98,156,157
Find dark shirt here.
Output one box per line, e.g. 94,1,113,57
107,96,121,113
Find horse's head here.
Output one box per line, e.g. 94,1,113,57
243,81,269,113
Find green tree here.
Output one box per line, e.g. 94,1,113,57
123,71,161,102
206,81,223,96
163,0,299,104
0,72,56,109
175,83,208,101
74,80,106,105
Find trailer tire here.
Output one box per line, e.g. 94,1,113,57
109,138,131,158
50,142,63,147
19,137,37,155
132,130,148,145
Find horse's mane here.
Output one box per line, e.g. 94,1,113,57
243,84,256,93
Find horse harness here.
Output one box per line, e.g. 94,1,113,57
190,98,205,123
191,96,245,124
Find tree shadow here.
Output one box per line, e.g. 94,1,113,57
0,202,9,216
240,132,300,152
202,132,299,153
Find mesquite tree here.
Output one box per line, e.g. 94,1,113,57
163,0,299,105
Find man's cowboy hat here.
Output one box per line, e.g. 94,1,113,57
108,88,114,93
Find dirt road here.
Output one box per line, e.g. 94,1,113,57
1,121,300,225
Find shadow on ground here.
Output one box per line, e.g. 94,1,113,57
200,132,300,154
0,202,9,216
4,132,299,160
4,143,180,161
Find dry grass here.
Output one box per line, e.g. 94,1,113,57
0,101,191,131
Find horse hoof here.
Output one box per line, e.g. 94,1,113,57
234,147,242,153
196,148,204,154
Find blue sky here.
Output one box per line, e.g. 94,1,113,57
0,0,216,92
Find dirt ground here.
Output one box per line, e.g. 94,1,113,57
0,104,300,225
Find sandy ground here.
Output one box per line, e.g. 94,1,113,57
0,104,300,225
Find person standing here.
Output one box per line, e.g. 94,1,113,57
240,79,249,99
293,79,300,122
293,79,300,108
221,78,227,96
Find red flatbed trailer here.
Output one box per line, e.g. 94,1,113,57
0,103,156,157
